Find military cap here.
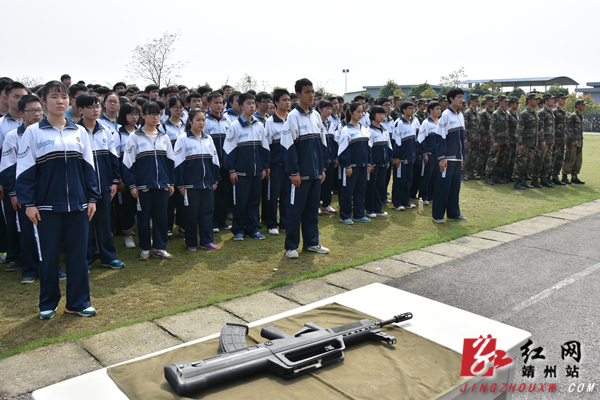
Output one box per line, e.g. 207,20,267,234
418,99,427,105
497,95,509,102
393,96,400,101
509,96,519,103
555,92,567,99
525,92,538,100
575,99,586,106
542,93,555,100
438,96,447,102
462,100,468,106
468,93,479,101
484,95,494,101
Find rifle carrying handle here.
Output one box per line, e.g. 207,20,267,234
219,323,249,353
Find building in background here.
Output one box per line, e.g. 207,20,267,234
575,82,600,103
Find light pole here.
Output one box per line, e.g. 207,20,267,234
342,69,349,98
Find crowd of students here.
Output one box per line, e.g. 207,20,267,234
0,76,467,319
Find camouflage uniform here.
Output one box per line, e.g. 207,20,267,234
463,96,480,177
415,100,427,124
477,96,494,175
563,104,584,177
532,98,555,182
486,98,510,180
506,106,519,180
390,106,402,121
552,103,568,180
514,101,540,182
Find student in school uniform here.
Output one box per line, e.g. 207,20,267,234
16,81,101,319
223,92,270,241
416,101,442,205
317,100,338,216
122,101,176,260
376,97,395,203
365,105,392,218
197,85,212,113
98,92,120,134
65,83,86,123
174,109,220,251
0,95,43,283
223,91,241,123
263,89,291,235
391,101,419,211
76,93,124,270
337,102,373,224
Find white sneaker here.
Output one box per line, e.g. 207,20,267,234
392,205,405,211
285,249,299,258
213,227,220,233
268,228,279,235
139,250,150,261
124,236,136,248
322,205,338,215
305,245,330,254
366,212,376,218
375,211,388,216
153,249,173,260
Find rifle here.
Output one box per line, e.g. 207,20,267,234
164,312,413,396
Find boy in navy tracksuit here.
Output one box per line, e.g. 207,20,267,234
263,89,291,235
0,95,43,283
433,88,467,222
392,101,419,211
223,93,270,240
416,101,441,204
377,98,395,200
122,101,176,260
366,105,392,217
76,93,123,270
174,109,220,250
16,81,101,319
318,100,338,216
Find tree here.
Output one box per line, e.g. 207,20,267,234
481,80,502,95
393,89,406,98
408,83,432,98
379,79,401,98
126,31,187,87
439,67,467,88
508,87,526,98
15,75,44,88
359,91,373,100
235,73,270,93
420,88,438,98
471,83,485,96
547,83,568,96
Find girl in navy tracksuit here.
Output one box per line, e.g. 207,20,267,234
337,102,373,224
122,101,175,261
416,101,441,204
16,81,101,319
173,109,220,250
392,101,419,210
365,105,392,217
318,100,338,216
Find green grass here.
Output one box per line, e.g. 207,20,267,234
1,136,599,359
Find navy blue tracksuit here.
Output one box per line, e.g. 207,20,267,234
366,124,392,214
417,117,439,201
264,114,290,230
392,117,419,207
338,123,372,220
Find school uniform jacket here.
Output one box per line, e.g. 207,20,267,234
77,120,120,193
0,113,21,185
264,114,286,166
203,113,230,167
417,117,439,156
0,125,25,197
223,109,239,124
337,123,373,169
223,116,270,177
122,129,175,190
173,131,220,189
368,124,392,167
322,119,338,165
281,105,327,180
159,119,186,145
392,116,420,162
98,113,118,135
436,108,466,161
16,117,101,212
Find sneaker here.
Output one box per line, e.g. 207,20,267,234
352,217,371,223
340,218,354,224
366,212,377,218
304,245,330,254
285,249,299,259
167,230,173,239
0,252,6,263
200,243,219,250
322,205,338,215
100,260,125,270
447,215,468,222
423,200,430,206
374,211,389,217
58,267,67,281
139,250,151,261
245,232,265,240
153,249,173,259
432,217,445,223
124,236,136,248
187,247,197,251
384,199,392,204
318,208,323,216
233,234,244,241
268,228,279,235
219,224,232,230
392,205,405,211
5,262,19,272
122,228,135,236
39,308,57,319
404,204,416,209
21,276,35,284
65,306,97,317
213,227,220,233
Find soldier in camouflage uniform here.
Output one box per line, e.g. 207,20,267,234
463,94,480,179
477,95,494,177
532,93,556,188
505,97,519,182
563,99,586,184
514,93,541,190
439,96,448,111
485,95,510,185
390,96,402,121
415,99,427,123
551,93,568,185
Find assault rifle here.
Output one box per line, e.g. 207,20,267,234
164,312,413,396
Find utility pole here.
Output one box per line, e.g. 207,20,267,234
343,69,349,99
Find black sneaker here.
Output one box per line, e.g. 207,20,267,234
5,262,19,272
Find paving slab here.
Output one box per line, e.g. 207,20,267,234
558,206,598,216
0,342,100,398
316,268,389,290
492,216,566,235
357,257,424,278
271,279,347,305
542,210,583,221
451,236,503,250
391,249,454,267
579,201,600,210
420,242,480,258
80,321,182,367
470,230,522,242
218,291,299,322
154,306,245,342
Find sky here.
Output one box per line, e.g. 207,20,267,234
4,0,599,95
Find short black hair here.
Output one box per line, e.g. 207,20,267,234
68,83,87,97
142,101,161,115
125,88,136,95
144,84,159,93
4,82,28,97
337,96,344,104
167,95,184,108
294,78,313,94
117,102,138,126
228,91,241,106
290,93,298,100
112,82,126,91
273,88,290,104
427,101,441,113
400,101,415,113
76,93,100,109
118,89,128,97
42,80,68,100
163,85,179,96
0,77,14,93
247,89,257,96
207,91,223,104
129,85,139,92
353,95,366,102
375,97,391,106
18,94,42,113
77,80,85,85
177,85,188,91
369,105,386,121
197,85,212,96
216,89,224,95
446,87,464,102
135,97,148,107
222,84,232,91
238,92,255,106
154,99,165,110
255,91,272,103
186,91,201,103
60,74,71,81
317,100,332,112
96,86,111,97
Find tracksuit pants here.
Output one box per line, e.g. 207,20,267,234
432,160,462,220
87,191,117,266
285,178,320,251
340,166,367,220
138,188,169,251
263,164,289,230
213,167,232,228
392,162,413,207
321,163,335,208
365,166,387,214
232,175,261,236
38,210,91,312
184,188,214,247
410,154,421,199
3,197,19,264
418,156,437,201
167,188,186,232
18,205,39,278
114,188,136,232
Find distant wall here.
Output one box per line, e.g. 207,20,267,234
583,114,600,132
